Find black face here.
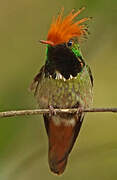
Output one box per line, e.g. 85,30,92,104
45,43,84,80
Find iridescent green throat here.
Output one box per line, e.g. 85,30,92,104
71,47,82,57
45,43,82,59
71,42,82,58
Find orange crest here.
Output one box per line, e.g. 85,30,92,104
47,7,90,46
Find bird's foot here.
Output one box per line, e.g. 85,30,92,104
76,106,83,117
49,105,56,117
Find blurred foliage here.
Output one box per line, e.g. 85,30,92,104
0,0,117,179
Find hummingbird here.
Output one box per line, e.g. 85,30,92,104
30,7,93,175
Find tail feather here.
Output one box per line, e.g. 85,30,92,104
44,113,84,175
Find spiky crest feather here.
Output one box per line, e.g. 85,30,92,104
47,7,90,45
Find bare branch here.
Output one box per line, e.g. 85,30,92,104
0,108,117,118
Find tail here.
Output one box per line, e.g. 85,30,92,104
43,113,84,175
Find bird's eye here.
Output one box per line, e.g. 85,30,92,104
67,40,73,47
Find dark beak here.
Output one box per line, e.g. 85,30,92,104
40,40,54,46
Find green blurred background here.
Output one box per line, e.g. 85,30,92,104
0,0,117,179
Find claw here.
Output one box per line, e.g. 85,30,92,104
49,105,56,117
76,106,83,117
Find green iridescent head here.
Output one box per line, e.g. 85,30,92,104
45,38,83,60
40,7,89,60
66,38,82,58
